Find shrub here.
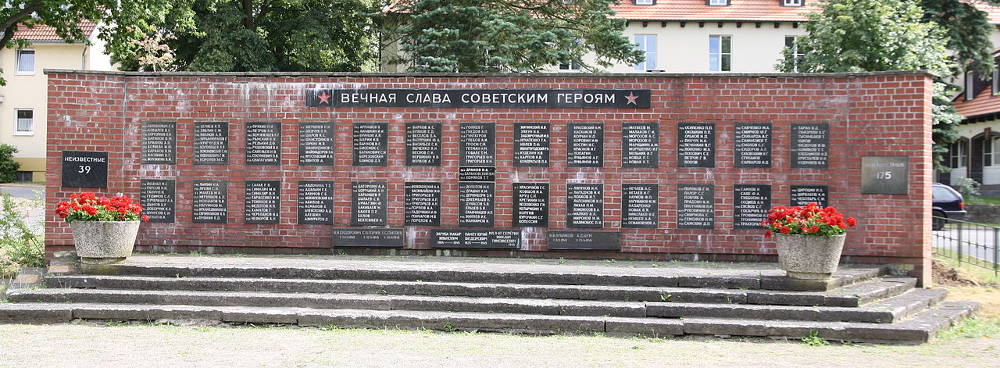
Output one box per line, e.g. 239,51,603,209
0,144,20,183
955,178,981,198
0,193,43,279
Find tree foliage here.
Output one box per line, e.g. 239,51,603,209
778,0,959,170
387,0,643,73
0,1,178,84
920,0,999,76
0,144,20,183
117,0,377,72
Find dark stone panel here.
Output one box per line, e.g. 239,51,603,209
861,156,909,195
61,151,108,188
460,122,495,167
677,184,714,229
141,122,176,164
733,184,771,229
547,231,621,250
459,166,496,182
622,122,659,168
459,182,495,227
405,182,441,226
192,180,227,223
351,181,387,226
194,122,228,165
298,181,333,225
140,179,175,223
245,181,280,224
567,183,603,228
245,122,281,165
734,123,772,168
567,123,604,167
514,123,550,167
790,185,829,207
306,89,652,109
791,123,829,169
677,123,715,168
298,122,335,166
405,122,442,166
430,229,521,249
622,184,658,228
332,228,404,247
352,122,388,166
513,183,549,227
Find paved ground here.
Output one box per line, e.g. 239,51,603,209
0,184,43,200
0,322,996,368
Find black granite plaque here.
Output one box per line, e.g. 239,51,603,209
790,185,829,207
140,179,175,223
622,122,659,168
513,183,549,227
405,182,441,226
568,123,604,167
514,123,550,167
353,122,388,166
192,180,227,223
297,181,333,225
622,184,658,228
861,156,909,195
61,151,108,188
332,228,404,247
245,181,280,224
677,123,715,168
460,122,495,166
245,122,281,165
405,122,441,166
734,123,772,168
547,231,621,250
791,123,829,169
307,89,652,109
141,122,176,164
734,184,771,229
430,229,521,249
459,167,496,182
351,181,387,226
567,184,603,228
194,122,228,164
677,184,714,229
298,122,335,166
459,182,494,227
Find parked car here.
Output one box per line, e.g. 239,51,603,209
932,183,966,231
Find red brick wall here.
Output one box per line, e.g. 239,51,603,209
45,72,933,278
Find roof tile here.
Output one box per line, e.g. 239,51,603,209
611,0,820,22
10,21,96,42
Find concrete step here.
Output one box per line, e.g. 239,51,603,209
45,275,917,307
8,286,942,323
81,256,885,291
0,301,978,343
646,288,949,324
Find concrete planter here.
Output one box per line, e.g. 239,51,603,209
70,221,140,264
774,234,846,280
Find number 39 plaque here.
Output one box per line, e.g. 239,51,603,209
62,151,109,188
861,156,908,195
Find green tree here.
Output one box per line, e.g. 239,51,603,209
0,0,178,85
778,0,959,170
0,144,20,183
387,0,643,73
920,0,999,76
117,0,377,72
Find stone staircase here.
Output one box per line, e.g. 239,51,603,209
0,255,979,344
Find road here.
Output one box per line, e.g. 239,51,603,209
0,184,43,200
933,227,998,264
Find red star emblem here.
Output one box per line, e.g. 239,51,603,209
317,90,331,105
625,92,639,105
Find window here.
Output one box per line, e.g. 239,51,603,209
15,109,33,135
14,172,32,183
784,36,805,72
709,35,732,71
16,50,34,74
986,137,1000,166
965,71,975,101
993,69,999,95
559,60,581,71
782,0,804,6
634,0,655,4
950,139,968,168
708,0,729,6
933,186,960,201
633,34,657,71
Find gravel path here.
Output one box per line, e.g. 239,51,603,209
0,323,996,368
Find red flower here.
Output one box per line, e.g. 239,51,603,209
764,230,773,238
141,215,150,222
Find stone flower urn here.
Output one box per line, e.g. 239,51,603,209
70,221,141,264
774,234,846,280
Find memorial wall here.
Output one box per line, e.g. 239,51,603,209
45,71,934,277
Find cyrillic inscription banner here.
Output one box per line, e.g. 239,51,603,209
307,89,651,109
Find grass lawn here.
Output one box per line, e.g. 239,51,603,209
967,196,1000,205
